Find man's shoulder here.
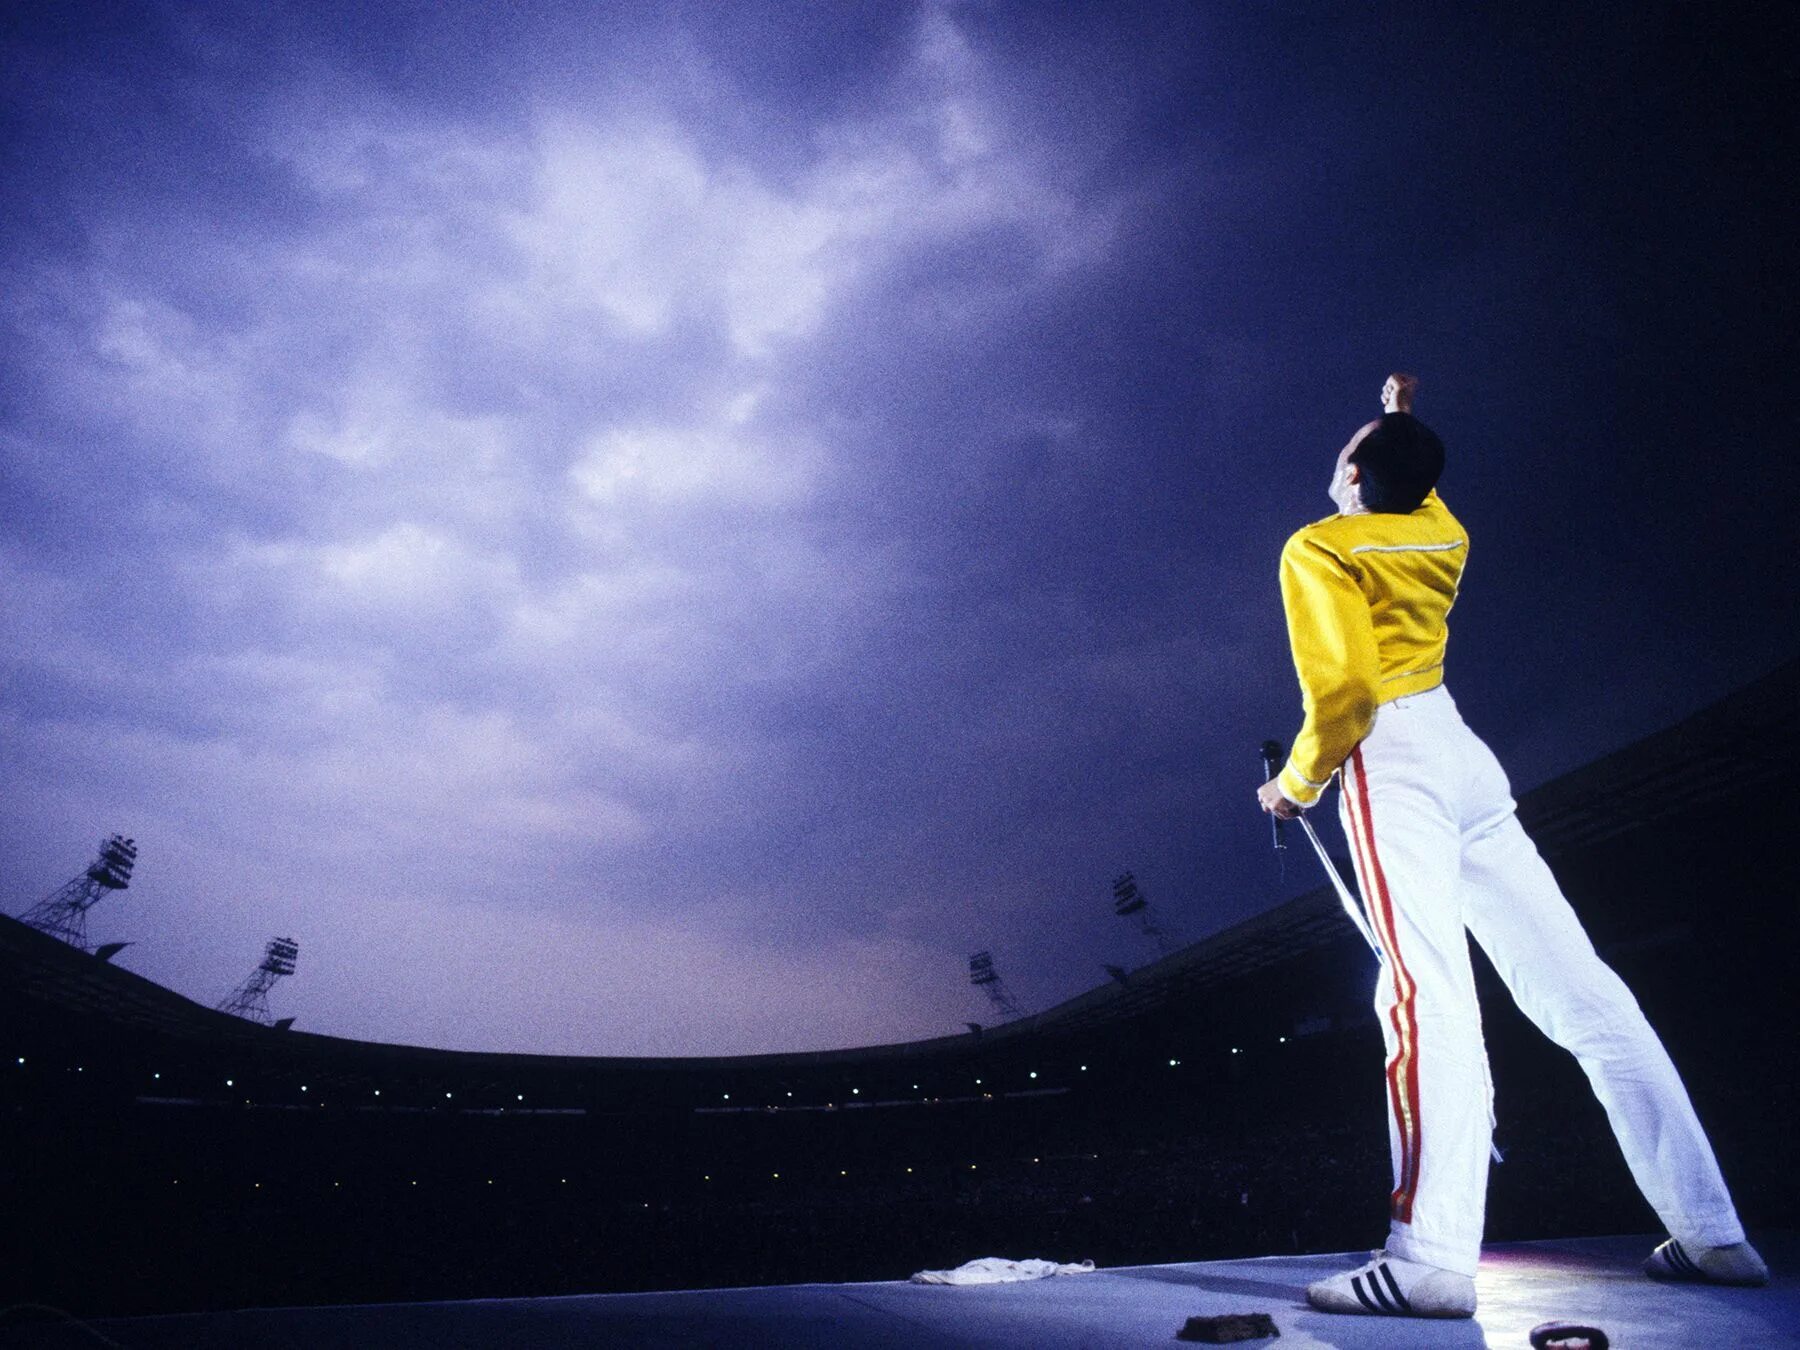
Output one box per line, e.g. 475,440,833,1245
1421,491,1465,534
1284,512,1360,558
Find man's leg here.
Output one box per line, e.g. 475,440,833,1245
1337,741,1491,1278
1454,743,1747,1252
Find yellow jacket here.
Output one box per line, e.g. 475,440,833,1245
1276,490,1468,806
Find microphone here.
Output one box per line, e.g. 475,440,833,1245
1259,740,1288,852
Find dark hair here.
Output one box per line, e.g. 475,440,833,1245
1349,412,1444,513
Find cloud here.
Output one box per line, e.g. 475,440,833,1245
505,121,846,357
0,4,1143,1054
567,414,814,510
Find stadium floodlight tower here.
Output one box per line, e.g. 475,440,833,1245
967,950,1022,1019
218,937,300,1026
16,834,139,951
1112,870,1179,957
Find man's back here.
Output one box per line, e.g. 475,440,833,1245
1277,490,1469,805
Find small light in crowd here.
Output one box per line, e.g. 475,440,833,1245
723,1093,730,1100
772,1172,780,1179
1279,1036,1287,1043
974,1078,982,1085
1232,1048,1240,1055
1080,1065,1087,1072
445,1092,452,1098
301,1085,308,1092
1029,1071,1037,1079
153,1072,160,1079
851,1088,860,1095
517,1094,523,1101
1168,1059,1177,1067
374,1090,381,1096
226,1079,234,1086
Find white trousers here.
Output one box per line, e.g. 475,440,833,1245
1335,685,1744,1275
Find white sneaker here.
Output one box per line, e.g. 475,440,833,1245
1644,1238,1768,1287
1306,1250,1476,1318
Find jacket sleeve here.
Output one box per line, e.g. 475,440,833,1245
1277,531,1380,806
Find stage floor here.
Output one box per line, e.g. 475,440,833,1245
5,1232,1794,1348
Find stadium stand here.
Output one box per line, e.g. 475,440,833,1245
3,659,1796,1318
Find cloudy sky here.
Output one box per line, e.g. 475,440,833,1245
3,2,1794,1056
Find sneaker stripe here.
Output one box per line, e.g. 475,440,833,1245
1352,1273,1384,1313
1367,1272,1395,1312
1670,1241,1700,1277
1378,1262,1412,1312
1344,749,1422,1225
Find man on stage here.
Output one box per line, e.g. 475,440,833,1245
1255,396,1766,1318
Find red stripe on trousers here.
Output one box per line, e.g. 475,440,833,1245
1347,747,1422,1225
1339,758,1410,1207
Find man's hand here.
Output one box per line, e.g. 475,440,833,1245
1258,777,1303,820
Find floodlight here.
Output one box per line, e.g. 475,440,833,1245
219,938,300,1024
1111,869,1182,955
1112,871,1146,916
965,950,1023,1017
19,834,143,949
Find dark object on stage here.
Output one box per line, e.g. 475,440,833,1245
1530,1322,1610,1350
1177,1311,1279,1342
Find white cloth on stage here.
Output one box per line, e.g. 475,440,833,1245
910,1257,1095,1285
